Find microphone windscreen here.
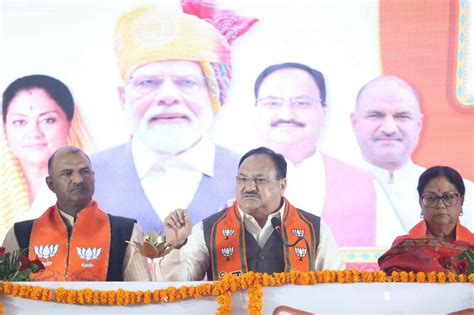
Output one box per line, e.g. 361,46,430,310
271,217,281,230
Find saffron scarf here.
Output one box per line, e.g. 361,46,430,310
209,199,317,280
29,201,110,281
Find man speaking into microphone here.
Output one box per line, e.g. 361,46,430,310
156,147,345,281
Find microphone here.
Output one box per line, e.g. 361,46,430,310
271,217,304,247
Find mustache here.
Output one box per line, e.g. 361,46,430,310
243,191,260,198
143,105,195,123
271,119,305,127
374,131,402,141
70,183,86,191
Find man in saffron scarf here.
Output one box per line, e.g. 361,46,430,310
156,147,345,281
2,146,150,281
379,166,474,274
91,1,257,234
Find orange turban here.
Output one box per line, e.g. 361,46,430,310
114,2,257,111
114,5,231,81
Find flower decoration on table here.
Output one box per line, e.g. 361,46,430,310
0,270,472,315
0,247,44,281
126,231,174,259
455,248,474,275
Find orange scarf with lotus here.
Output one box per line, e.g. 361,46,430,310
209,199,317,280
29,201,110,281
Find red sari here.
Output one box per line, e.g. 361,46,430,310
378,220,474,274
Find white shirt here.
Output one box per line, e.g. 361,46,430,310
363,161,474,234
156,201,345,281
282,151,399,247
285,151,325,214
132,136,215,222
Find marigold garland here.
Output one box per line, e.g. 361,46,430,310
0,270,472,315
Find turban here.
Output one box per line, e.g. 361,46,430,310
114,1,257,112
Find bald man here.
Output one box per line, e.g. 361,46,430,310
2,146,150,281
351,75,473,240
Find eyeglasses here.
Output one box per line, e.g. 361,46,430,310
235,176,281,186
126,75,207,97
420,193,460,207
256,96,322,110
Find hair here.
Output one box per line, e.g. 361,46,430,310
253,62,327,107
238,147,287,179
2,74,75,123
417,166,465,197
47,146,90,176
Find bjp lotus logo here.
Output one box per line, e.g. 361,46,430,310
221,246,234,261
34,244,59,266
76,247,102,267
221,228,235,240
291,229,305,238
294,247,307,261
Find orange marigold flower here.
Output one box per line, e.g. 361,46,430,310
41,287,52,301
55,287,67,303
3,283,13,295
11,284,20,297
437,272,446,283
77,290,85,305
135,290,143,303
178,286,188,299
129,291,137,304
391,271,400,282
144,290,152,304
399,271,408,282
337,270,346,283
19,284,31,298
427,272,436,283
99,291,108,304
92,290,101,305
376,271,387,282
416,272,426,283
152,289,160,303
107,290,116,305
468,274,474,284
31,286,42,300
66,290,77,305
448,272,456,283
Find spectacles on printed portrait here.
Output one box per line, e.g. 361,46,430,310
421,193,460,207
125,75,207,97
235,175,281,186
256,96,322,110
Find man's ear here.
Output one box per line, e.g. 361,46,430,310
46,176,55,193
280,177,287,196
350,112,357,128
118,86,126,110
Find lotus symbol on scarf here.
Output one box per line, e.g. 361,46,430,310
126,231,174,259
221,228,235,240
76,247,102,267
33,244,59,266
294,247,307,261
221,246,234,261
291,229,305,238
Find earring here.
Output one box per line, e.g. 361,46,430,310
460,211,463,216
420,213,424,218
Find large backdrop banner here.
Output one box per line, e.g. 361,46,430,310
1,0,473,251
